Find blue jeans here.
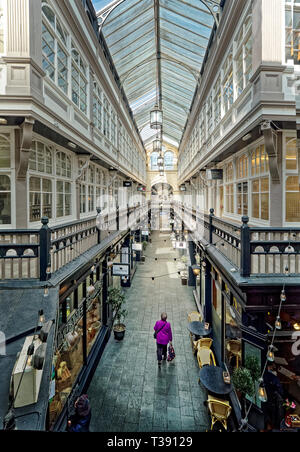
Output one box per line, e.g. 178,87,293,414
157,343,167,361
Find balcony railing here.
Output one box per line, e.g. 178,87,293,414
0,204,148,281
174,203,300,277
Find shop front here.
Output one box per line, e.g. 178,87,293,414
48,261,105,430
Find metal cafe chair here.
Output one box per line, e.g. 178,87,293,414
197,347,216,369
207,395,232,431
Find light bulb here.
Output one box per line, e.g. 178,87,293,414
280,290,286,302
267,346,275,362
258,379,267,402
46,265,51,275
39,309,45,324
275,316,282,330
293,322,300,331
44,287,49,297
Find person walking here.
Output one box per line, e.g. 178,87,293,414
67,394,91,432
154,312,173,366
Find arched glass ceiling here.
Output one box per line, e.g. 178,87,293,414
95,0,222,148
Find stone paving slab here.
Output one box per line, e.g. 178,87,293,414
88,231,210,432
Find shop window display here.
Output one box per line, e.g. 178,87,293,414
49,275,102,429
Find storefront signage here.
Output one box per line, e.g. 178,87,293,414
137,186,146,192
141,230,149,236
206,169,223,180
132,243,142,251
112,263,130,276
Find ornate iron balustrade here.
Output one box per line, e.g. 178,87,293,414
173,202,300,277
0,204,149,281
0,230,40,279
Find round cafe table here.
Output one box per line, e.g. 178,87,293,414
187,321,211,338
199,365,233,395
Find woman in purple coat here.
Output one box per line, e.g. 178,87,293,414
154,312,173,366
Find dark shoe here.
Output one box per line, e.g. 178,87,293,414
158,361,162,366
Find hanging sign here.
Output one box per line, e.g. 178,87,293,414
112,263,130,276
123,181,132,187
206,169,223,180
132,243,142,251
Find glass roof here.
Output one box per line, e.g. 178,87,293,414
95,0,222,149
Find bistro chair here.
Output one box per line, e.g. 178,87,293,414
187,311,202,350
187,311,202,322
207,395,232,431
197,347,216,368
193,338,213,354
226,340,241,368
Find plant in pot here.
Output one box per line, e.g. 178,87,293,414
107,287,128,341
232,366,255,417
244,356,260,403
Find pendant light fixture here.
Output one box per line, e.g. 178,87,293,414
267,345,275,362
153,135,162,152
258,378,267,402
150,104,163,129
275,316,282,330
157,153,164,167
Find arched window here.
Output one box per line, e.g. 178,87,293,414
56,151,71,178
150,152,158,170
29,141,52,174
164,151,174,170
237,154,248,179
0,175,11,224
251,145,269,176
286,176,300,222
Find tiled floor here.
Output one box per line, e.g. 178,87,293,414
88,231,210,432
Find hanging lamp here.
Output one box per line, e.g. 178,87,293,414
150,104,163,129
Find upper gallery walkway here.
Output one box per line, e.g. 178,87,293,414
88,231,210,432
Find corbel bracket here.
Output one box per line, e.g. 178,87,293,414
17,117,35,180
260,120,280,183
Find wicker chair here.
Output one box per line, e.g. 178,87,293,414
226,339,241,368
207,395,232,431
193,338,213,354
197,347,216,369
187,311,202,350
187,311,202,322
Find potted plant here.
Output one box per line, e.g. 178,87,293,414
232,367,255,416
244,355,260,402
107,287,128,341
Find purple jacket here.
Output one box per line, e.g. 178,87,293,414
154,320,172,345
